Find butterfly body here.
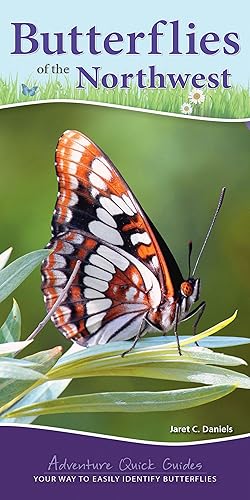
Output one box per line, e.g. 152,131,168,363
41,130,200,349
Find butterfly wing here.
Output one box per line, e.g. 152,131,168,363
21,84,29,96
41,130,183,345
29,86,38,96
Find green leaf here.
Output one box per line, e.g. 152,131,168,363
0,249,50,303
47,344,250,389
0,299,21,346
168,310,238,348
0,346,70,424
0,347,63,409
49,357,250,389
5,385,236,417
0,340,32,355
24,346,63,372
53,312,240,375
141,335,250,349
0,247,12,270
92,362,250,389
49,342,247,375
0,358,46,380
2,380,72,423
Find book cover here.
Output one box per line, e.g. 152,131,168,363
0,1,249,498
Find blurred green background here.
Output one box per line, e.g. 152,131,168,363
0,103,249,441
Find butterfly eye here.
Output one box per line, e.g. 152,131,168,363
180,281,193,297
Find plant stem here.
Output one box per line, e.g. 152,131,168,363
26,260,81,342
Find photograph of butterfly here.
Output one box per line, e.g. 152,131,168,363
41,130,225,356
21,83,38,97
0,102,249,439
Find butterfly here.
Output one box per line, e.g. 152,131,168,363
21,84,38,97
41,130,225,354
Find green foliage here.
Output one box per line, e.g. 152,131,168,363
0,247,67,421
0,358,46,380
0,340,32,356
0,247,249,424
0,300,21,345
0,76,249,118
0,249,50,303
6,385,237,417
0,247,13,271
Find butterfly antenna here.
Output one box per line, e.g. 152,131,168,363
192,187,226,276
188,240,193,277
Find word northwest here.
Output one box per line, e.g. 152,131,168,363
11,20,240,89
47,455,203,472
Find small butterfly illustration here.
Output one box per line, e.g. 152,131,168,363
21,84,38,97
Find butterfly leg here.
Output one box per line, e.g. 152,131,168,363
192,301,206,346
181,301,206,346
174,303,182,356
121,321,147,357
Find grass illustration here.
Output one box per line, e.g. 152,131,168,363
0,76,249,118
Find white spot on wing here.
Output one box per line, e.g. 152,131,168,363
85,264,113,282
100,197,123,215
111,195,134,216
132,272,139,285
92,158,112,181
89,221,123,246
69,150,82,163
83,276,109,292
126,287,137,301
131,232,151,246
86,298,112,315
44,286,61,298
84,288,105,299
58,242,74,255
52,270,67,286
89,254,115,273
72,133,90,148
65,208,72,222
122,194,137,213
68,192,79,207
69,175,79,190
68,163,77,175
89,172,107,191
54,255,66,269
86,312,106,334
152,256,159,269
69,233,84,245
97,246,129,271
91,187,99,198
96,208,117,227
57,207,72,223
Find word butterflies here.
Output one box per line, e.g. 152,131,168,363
41,130,225,354
21,84,38,96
